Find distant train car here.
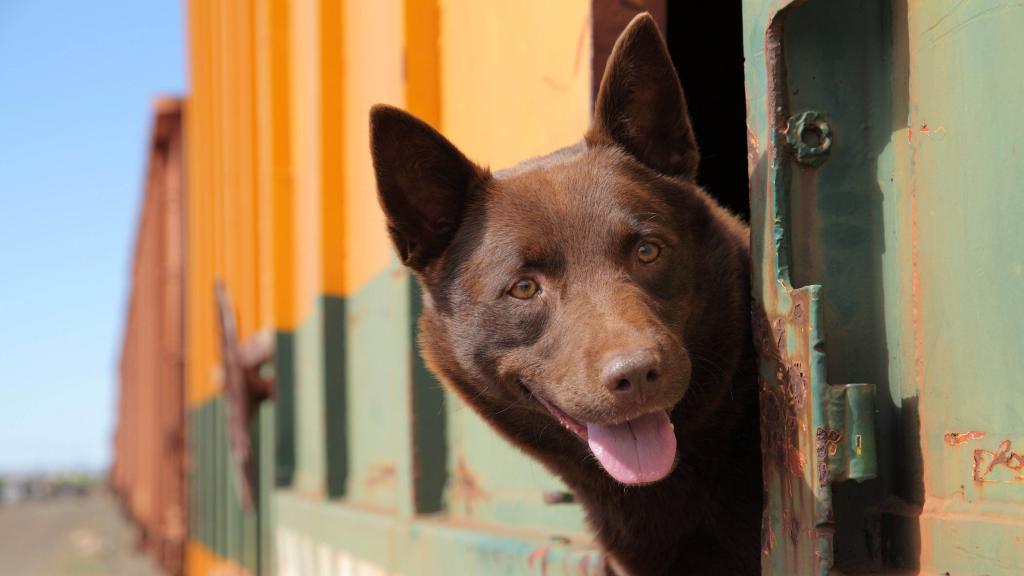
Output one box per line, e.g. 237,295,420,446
116,1,1024,575
113,98,186,576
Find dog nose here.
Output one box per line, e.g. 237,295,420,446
602,349,661,400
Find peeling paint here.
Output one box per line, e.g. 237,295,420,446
815,428,841,487
527,545,549,574
363,461,397,489
449,455,490,516
944,431,986,447
973,439,1024,483
907,122,947,142
762,508,776,556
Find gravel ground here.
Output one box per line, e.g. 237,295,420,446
0,489,164,576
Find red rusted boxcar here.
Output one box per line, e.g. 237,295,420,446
111,98,186,576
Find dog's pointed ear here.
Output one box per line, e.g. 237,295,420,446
588,13,699,179
370,105,486,271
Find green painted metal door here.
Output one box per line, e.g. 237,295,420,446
743,0,1024,573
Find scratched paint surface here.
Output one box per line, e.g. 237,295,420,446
744,0,1024,573
908,2,1024,573
274,493,604,575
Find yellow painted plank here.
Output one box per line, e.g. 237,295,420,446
186,0,222,409
288,0,405,311
269,0,297,330
186,0,272,407
341,0,405,294
440,0,592,169
405,0,441,127
318,0,346,298
236,0,260,341
289,0,323,323
255,0,296,329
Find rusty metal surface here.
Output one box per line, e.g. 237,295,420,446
746,1,886,574
112,98,186,576
746,0,1024,574
901,2,1024,571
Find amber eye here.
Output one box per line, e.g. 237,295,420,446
509,278,540,299
637,242,661,263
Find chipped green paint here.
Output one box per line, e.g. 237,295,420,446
273,491,603,575
904,1,1024,573
258,401,276,576
409,282,448,515
292,296,348,499
343,266,410,511
744,0,1024,573
273,332,296,488
188,396,261,573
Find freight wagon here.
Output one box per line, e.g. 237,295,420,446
113,98,186,576
114,1,1024,574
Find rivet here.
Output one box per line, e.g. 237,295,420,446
786,110,833,167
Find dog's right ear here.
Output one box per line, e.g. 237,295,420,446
588,13,699,179
370,105,486,271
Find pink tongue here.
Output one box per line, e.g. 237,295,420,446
587,411,677,485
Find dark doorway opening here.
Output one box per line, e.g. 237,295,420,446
666,2,750,221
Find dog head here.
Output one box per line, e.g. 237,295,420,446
371,14,743,486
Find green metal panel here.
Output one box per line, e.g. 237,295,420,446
274,332,296,488
242,411,261,571
293,296,347,498
409,282,448,515
259,401,276,575
273,491,602,575
444,392,588,534
744,0,1024,573
906,1,1024,573
188,396,261,571
343,267,408,511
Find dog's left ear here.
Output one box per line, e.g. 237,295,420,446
588,13,699,180
370,105,486,272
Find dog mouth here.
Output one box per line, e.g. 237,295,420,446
521,382,678,486
531,389,589,437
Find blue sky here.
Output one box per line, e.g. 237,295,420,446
0,1,185,472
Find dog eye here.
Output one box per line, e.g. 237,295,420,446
637,242,661,263
509,278,540,299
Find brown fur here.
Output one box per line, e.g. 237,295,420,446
370,14,761,575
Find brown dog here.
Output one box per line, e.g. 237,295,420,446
370,13,760,575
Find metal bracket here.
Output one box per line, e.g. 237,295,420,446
818,382,877,485
215,280,276,510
